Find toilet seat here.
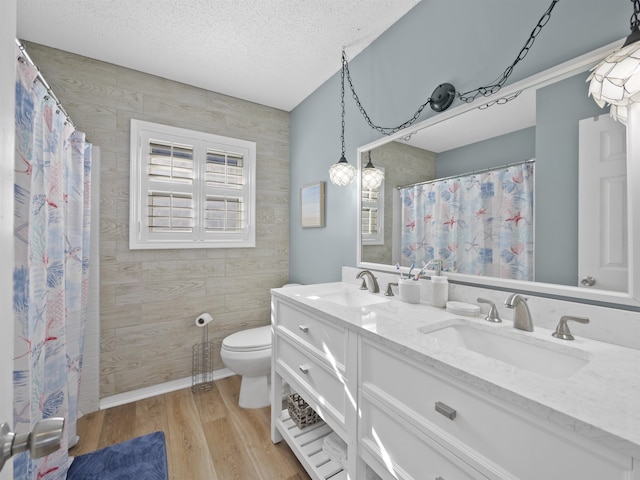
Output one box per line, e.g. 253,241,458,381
222,325,271,352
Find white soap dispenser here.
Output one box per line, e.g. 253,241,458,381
430,260,448,308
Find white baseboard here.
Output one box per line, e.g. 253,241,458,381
99,367,235,410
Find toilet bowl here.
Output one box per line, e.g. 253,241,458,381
220,284,301,409
221,325,272,408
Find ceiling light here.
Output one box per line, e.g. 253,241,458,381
328,54,356,186
588,0,640,124
362,151,384,191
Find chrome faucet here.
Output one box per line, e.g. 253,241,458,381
552,315,590,340
356,270,380,293
504,293,533,331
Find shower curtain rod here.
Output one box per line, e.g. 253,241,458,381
396,158,535,190
15,38,75,130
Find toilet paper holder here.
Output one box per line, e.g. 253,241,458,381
192,313,214,392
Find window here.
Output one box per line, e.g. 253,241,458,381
130,120,256,249
361,171,384,245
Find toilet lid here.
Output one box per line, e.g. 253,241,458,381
222,325,271,352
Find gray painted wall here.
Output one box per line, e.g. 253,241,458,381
437,127,536,178
289,0,629,284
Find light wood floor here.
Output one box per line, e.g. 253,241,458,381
71,375,311,480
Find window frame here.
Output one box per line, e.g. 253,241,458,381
361,168,385,246
130,119,256,249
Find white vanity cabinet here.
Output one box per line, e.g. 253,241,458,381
270,296,356,480
358,337,634,480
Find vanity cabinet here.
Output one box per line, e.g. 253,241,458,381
270,297,355,480
359,337,633,480
271,290,637,480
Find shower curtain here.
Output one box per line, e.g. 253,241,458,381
400,162,534,281
13,47,92,480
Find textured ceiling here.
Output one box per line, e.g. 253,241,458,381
16,0,421,111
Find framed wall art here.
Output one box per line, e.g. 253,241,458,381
300,181,325,228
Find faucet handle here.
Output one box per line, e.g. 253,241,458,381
359,278,368,290
477,297,502,323
385,282,398,296
552,315,590,341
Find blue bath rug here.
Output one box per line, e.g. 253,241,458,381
67,431,168,480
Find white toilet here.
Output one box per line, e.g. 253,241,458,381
220,325,272,408
220,283,301,409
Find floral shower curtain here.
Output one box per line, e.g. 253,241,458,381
400,162,534,281
13,47,92,479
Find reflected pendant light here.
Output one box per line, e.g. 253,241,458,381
588,0,640,124
361,151,384,191
329,56,356,186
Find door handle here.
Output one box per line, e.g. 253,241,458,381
580,276,596,287
0,418,65,472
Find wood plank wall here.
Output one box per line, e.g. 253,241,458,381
23,42,290,399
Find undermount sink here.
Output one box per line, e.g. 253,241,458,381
419,321,590,379
309,290,390,308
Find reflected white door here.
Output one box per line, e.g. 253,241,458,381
578,114,627,292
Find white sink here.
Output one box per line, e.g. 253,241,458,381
309,290,390,308
419,321,590,379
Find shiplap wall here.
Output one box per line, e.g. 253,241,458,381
23,42,290,398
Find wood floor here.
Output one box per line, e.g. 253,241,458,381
71,375,311,480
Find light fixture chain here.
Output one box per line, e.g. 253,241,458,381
340,0,559,137
342,51,432,136
457,0,559,103
341,58,346,157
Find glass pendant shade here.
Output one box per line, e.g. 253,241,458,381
588,36,640,124
329,156,356,186
362,164,384,190
361,154,384,190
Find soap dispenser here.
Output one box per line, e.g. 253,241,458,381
430,260,449,308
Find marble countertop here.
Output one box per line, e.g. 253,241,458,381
271,282,640,458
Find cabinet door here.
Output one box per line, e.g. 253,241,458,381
275,300,347,368
360,338,633,480
360,393,489,480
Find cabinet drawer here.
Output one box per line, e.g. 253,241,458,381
275,336,345,425
275,300,346,367
360,339,632,480
360,393,488,480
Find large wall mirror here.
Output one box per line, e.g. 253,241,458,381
357,40,640,308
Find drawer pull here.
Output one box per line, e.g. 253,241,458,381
435,401,457,420
435,477,445,480
298,365,309,374
298,325,309,333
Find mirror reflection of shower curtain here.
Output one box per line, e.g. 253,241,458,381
400,162,534,281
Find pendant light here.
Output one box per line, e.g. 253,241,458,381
588,0,640,124
361,151,384,191
328,54,356,186
330,0,559,184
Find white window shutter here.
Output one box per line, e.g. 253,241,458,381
130,120,256,249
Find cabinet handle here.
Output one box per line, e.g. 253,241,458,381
299,325,309,333
435,477,445,480
435,401,456,420
299,365,309,374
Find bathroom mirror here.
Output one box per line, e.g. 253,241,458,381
357,40,640,307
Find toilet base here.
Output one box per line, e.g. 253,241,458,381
238,374,270,409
